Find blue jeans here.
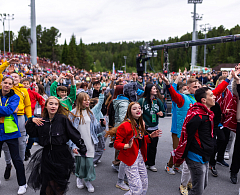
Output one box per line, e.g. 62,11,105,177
186,157,208,195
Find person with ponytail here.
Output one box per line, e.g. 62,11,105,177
68,92,106,193
114,102,162,195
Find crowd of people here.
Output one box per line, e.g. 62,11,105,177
0,56,239,195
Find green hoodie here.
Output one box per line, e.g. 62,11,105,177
138,97,165,127
50,81,76,111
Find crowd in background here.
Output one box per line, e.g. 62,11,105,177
0,56,239,195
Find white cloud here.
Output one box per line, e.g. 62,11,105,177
0,0,240,45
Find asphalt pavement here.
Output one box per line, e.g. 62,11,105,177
0,117,239,195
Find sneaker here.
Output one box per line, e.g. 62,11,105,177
111,164,119,172
4,164,12,180
209,166,218,177
85,181,94,193
165,165,175,175
224,152,230,160
109,142,114,148
173,166,182,173
230,172,238,184
17,184,27,195
97,160,101,163
217,160,229,167
179,184,188,195
94,164,97,167
187,182,192,190
116,181,130,191
76,178,84,189
149,165,157,172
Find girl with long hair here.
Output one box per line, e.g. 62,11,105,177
138,84,165,172
26,96,87,195
68,92,106,193
37,84,48,100
114,102,162,195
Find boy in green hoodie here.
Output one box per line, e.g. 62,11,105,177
50,73,76,111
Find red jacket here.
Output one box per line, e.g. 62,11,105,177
27,88,45,116
114,121,151,166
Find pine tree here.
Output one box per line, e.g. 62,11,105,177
67,34,78,66
61,39,68,64
77,38,88,70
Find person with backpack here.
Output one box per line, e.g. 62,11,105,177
138,84,165,172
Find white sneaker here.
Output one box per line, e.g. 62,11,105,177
149,165,157,172
18,184,27,195
94,164,97,167
76,178,84,189
85,181,94,193
224,152,230,160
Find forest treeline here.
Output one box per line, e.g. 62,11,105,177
0,24,240,72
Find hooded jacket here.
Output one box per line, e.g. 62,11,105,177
0,62,32,118
0,89,21,141
113,95,130,127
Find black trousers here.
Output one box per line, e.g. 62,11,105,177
0,138,26,186
209,135,217,166
230,123,240,174
216,127,230,161
145,130,159,166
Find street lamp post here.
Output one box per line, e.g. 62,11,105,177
123,56,127,72
0,13,7,57
200,23,211,67
188,0,203,66
7,14,14,53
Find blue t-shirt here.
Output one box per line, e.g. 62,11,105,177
187,151,208,164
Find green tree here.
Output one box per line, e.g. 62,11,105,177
77,38,88,70
15,26,30,53
61,39,68,64
68,34,78,66
94,59,102,72
39,26,61,61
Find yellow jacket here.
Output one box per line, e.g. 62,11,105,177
0,62,32,118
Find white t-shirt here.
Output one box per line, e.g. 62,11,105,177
77,110,95,158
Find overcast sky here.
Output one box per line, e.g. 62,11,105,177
1,0,240,45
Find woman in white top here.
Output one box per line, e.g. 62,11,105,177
68,92,106,193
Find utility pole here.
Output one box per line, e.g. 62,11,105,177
200,23,211,67
7,14,14,53
30,0,37,65
0,14,6,57
188,0,203,67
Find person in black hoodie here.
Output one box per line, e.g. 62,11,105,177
183,87,216,195
26,96,87,195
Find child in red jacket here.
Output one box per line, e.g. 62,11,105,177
21,78,45,116
114,102,162,195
